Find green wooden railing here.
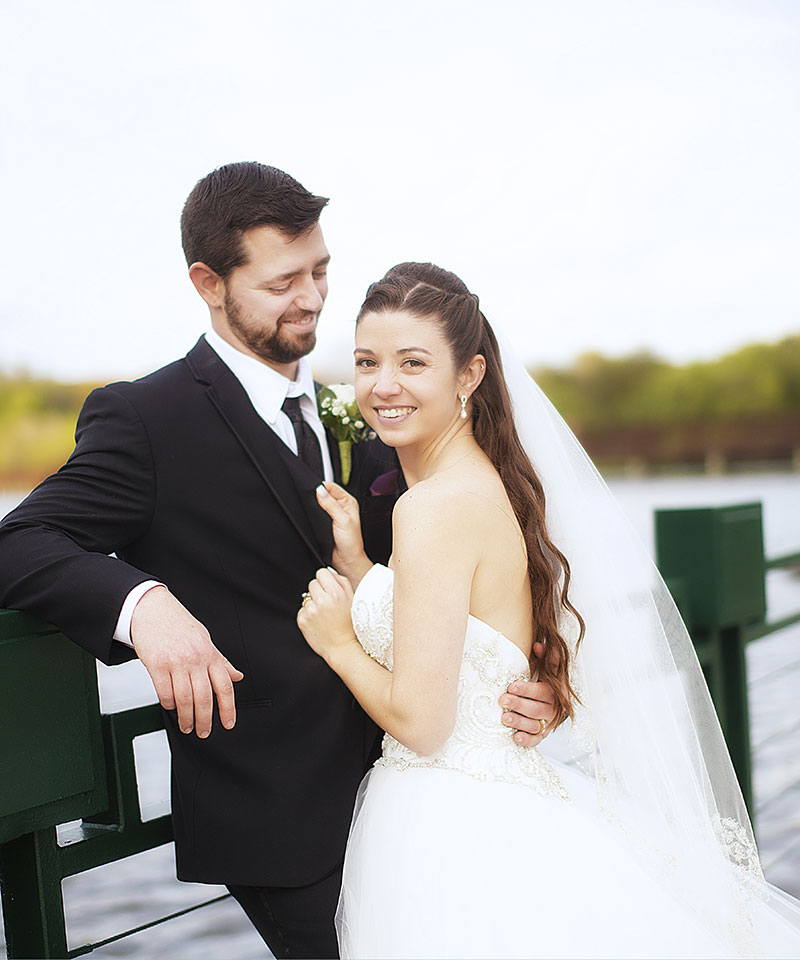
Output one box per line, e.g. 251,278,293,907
656,502,800,814
0,615,225,958
1,502,799,957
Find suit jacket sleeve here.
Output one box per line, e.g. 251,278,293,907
0,385,158,664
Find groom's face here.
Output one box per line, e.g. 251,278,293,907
220,223,330,371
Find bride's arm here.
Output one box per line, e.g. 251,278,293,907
298,484,478,756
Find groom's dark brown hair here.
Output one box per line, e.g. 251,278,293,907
180,162,328,280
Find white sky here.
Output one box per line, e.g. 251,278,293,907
1,0,798,382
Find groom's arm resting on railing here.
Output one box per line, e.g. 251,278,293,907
0,384,242,738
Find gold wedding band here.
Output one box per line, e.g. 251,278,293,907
301,591,312,608
538,717,548,737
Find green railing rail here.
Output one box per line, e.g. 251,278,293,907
1,502,798,958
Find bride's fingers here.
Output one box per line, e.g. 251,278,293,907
307,578,324,604
314,567,349,598
316,483,358,524
317,481,352,507
326,566,354,598
321,480,349,499
316,483,343,518
327,567,350,586
320,481,360,513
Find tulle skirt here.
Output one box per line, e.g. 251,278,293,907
336,761,800,959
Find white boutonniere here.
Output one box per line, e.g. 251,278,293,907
317,384,375,484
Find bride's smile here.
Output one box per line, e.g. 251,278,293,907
373,405,417,423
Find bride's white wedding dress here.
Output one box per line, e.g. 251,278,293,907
335,563,800,960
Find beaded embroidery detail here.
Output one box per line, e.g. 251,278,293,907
350,564,569,801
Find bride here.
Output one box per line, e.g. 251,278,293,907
297,262,800,959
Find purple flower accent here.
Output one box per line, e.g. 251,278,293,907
369,469,400,496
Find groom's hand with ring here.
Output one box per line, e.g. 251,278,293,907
131,586,244,739
498,640,556,747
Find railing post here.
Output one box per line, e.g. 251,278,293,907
655,503,767,815
717,623,753,808
0,830,67,959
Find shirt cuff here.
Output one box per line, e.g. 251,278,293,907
114,580,164,647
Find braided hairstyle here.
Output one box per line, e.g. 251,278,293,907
357,262,585,728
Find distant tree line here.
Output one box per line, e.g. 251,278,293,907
534,335,800,468
0,375,101,487
1,335,799,487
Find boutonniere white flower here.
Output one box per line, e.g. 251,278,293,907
317,384,375,484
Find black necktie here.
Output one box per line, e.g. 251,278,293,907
281,395,324,480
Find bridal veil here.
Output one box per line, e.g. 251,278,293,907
495,328,800,954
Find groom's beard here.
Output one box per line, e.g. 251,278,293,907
223,291,317,365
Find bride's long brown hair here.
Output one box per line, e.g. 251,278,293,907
357,263,585,728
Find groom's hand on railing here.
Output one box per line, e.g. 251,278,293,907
498,640,556,747
130,586,244,738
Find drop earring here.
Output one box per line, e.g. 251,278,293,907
460,394,468,419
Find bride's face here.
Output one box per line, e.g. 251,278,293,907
354,309,462,448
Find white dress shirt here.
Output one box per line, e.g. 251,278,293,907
114,330,333,646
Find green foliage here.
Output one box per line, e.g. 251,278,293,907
1,335,798,484
534,335,800,428
0,374,98,421
0,374,100,484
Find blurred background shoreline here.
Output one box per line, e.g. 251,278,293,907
3,332,799,493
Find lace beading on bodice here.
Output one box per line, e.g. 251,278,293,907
350,564,568,800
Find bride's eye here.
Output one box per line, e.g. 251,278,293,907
355,358,377,369
402,358,425,369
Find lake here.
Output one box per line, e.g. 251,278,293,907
1,470,799,958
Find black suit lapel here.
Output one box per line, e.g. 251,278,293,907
186,338,332,567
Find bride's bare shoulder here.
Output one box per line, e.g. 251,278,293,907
392,470,497,543
393,476,459,528
391,478,481,572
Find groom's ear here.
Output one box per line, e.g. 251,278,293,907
188,262,225,309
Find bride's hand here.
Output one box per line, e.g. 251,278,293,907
297,567,358,666
316,482,372,587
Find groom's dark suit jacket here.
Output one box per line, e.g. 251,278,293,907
0,337,399,887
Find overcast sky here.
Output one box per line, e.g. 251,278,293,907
2,0,798,382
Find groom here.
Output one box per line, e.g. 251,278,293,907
0,162,555,958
